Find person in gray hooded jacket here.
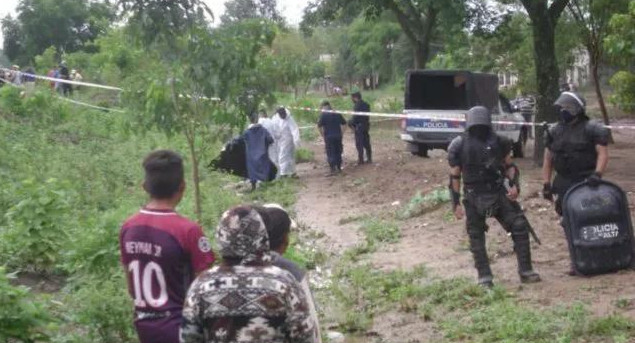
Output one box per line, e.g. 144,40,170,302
448,106,541,288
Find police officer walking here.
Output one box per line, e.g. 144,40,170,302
542,91,609,215
448,106,541,288
542,92,610,274
350,92,372,165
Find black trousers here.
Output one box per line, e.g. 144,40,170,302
354,129,372,162
553,174,589,215
464,190,534,278
325,136,343,170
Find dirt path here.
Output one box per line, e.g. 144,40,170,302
295,121,635,339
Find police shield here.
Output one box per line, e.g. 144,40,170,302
562,180,634,276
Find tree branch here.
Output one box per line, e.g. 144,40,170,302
550,0,571,20
384,0,421,43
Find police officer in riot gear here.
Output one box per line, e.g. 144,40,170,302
448,106,541,287
542,92,609,216
542,92,610,275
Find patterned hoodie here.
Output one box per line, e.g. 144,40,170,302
180,206,317,343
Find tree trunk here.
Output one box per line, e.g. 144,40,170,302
590,58,613,142
413,42,427,70
186,132,203,222
530,14,561,166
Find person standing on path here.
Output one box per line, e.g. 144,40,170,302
541,91,610,275
272,107,301,178
448,106,541,288
243,112,274,190
350,92,372,165
318,101,347,176
119,150,215,343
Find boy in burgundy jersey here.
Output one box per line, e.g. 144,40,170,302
120,150,215,343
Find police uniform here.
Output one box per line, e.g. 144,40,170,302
448,106,540,287
544,92,609,215
351,94,372,164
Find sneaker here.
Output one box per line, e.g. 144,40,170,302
519,270,541,283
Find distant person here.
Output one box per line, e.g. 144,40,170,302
120,150,215,343
71,69,83,91
10,65,21,85
317,101,346,176
542,92,609,274
180,205,317,343
272,106,301,178
253,204,323,343
59,61,72,96
258,108,280,172
47,66,57,90
350,92,372,164
243,112,274,190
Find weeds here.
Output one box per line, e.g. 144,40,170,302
399,188,450,219
295,147,315,163
360,219,401,248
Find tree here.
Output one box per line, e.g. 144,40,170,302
303,0,477,69
221,0,283,24
1,0,115,64
567,0,630,128
604,0,635,113
118,0,277,221
1,15,23,63
518,0,570,164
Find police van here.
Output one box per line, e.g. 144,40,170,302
400,70,528,157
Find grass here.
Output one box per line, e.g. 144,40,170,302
325,258,635,342
295,147,315,163
399,187,451,219
360,218,401,248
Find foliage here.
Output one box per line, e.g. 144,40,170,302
609,71,635,113
605,0,635,113
63,274,136,343
399,188,450,219
221,0,283,25
360,219,401,247
295,147,315,163
1,0,115,65
0,267,53,342
0,178,71,272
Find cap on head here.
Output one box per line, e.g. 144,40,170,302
465,106,491,129
554,91,586,116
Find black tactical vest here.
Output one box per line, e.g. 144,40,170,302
549,120,597,179
461,133,505,188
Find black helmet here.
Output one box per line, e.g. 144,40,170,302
465,106,491,129
554,92,586,117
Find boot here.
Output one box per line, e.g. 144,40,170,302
514,234,541,283
469,232,494,287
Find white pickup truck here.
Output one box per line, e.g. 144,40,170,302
400,70,528,157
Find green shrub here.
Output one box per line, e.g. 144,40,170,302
1,178,72,272
360,219,401,247
399,188,450,219
0,267,53,342
64,273,136,343
609,71,635,114
0,85,25,116
295,147,315,163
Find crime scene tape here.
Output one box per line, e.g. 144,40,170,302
0,76,125,113
1,68,123,91
57,97,126,113
4,68,635,131
288,106,635,131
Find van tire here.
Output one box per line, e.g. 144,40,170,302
411,144,429,158
513,131,525,158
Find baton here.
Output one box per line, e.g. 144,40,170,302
504,179,542,245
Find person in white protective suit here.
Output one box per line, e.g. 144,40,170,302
258,109,280,172
271,106,301,177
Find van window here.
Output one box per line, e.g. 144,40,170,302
499,95,513,114
407,74,468,110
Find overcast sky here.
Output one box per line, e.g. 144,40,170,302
0,0,310,47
